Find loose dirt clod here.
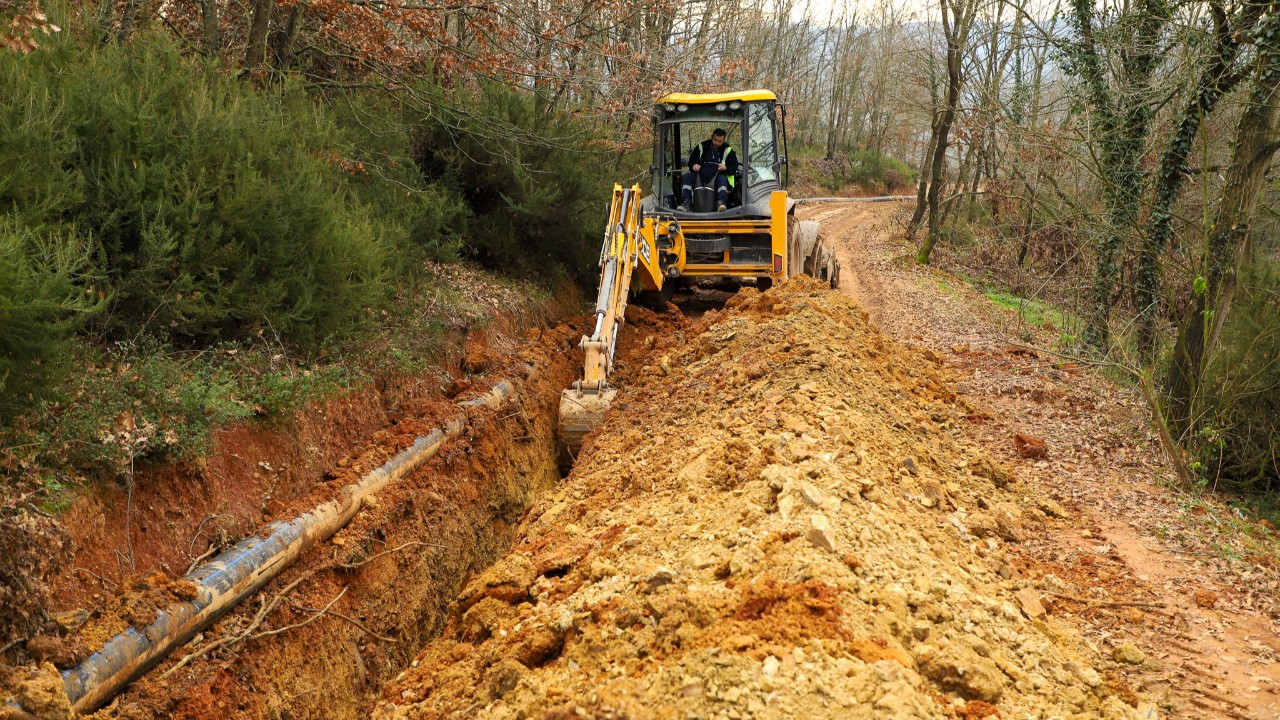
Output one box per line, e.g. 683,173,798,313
374,277,1143,719
1,662,75,720
73,571,200,651
1013,433,1048,459
1112,643,1145,665
24,635,88,669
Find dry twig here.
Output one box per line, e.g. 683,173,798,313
247,588,346,641
73,566,119,589
1045,591,1166,610
335,541,444,570
185,545,219,576
288,600,394,642
161,574,316,678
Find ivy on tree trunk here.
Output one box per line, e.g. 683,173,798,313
1135,0,1254,357
1065,0,1166,350
1167,5,1280,431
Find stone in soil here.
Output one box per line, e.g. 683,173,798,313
1112,643,1146,665
1013,433,1048,459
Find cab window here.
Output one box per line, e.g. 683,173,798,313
747,103,778,184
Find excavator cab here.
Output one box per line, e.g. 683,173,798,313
650,92,787,218
655,118,744,211
633,90,816,298
558,89,839,455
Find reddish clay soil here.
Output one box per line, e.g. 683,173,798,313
1,271,589,719
50,314,585,720
44,267,569,622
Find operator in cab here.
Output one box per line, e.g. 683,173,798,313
679,128,738,212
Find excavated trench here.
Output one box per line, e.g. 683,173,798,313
108,333,588,720
9,275,1161,719
4,309,648,719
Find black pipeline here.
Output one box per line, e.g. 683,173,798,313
52,380,514,713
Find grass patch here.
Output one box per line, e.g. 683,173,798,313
981,288,1064,328
947,269,1084,349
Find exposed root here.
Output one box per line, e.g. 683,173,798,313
334,541,445,570
160,574,313,679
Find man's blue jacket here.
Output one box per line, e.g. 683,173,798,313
689,139,739,183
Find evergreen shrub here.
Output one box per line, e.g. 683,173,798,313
0,24,466,418
409,82,611,283
0,223,100,419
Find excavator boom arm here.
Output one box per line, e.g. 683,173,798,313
559,185,645,453
580,186,641,389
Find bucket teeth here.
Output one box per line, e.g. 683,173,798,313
558,388,616,456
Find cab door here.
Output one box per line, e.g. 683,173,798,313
743,101,781,206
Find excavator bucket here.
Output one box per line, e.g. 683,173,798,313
558,388,616,455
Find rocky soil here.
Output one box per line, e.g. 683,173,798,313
373,277,1150,719
8,202,1275,719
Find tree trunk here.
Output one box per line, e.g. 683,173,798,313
918,115,950,263
244,0,275,70
908,139,934,237
272,2,305,71
116,0,144,43
918,0,972,265
201,0,221,58
1135,0,1254,355
1167,22,1280,430
1016,178,1037,267
908,49,942,238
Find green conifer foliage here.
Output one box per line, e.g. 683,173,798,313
0,224,101,418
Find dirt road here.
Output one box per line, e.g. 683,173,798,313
806,200,1280,719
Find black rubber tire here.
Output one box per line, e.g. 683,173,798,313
756,277,774,292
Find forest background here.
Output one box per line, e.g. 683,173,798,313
0,0,1276,514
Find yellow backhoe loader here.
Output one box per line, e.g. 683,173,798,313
558,90,840,452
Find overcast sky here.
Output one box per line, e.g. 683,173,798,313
795,0,935,24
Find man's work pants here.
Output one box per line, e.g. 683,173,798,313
681,172,728,206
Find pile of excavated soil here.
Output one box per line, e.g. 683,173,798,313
374,276,1146,720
